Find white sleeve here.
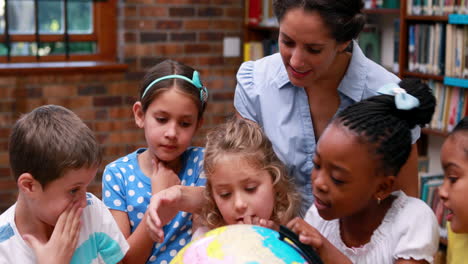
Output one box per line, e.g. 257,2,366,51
393,198,440,263
87,193,130,264
304,205,321,227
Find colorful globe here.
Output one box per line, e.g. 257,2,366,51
170,224,313,264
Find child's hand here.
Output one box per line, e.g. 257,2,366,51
287,217,324,248
287,217,353,264
23,202,82,264
146,185,183,243
151,156,181,194
239,215,279,231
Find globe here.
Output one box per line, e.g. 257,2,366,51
170,224,321,264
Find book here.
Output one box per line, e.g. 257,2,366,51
358,25,381,64
393,19,400,73
247,0,262,26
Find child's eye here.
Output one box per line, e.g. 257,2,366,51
331,177,345,185
180,121,192,128
219,192,231,199
312,160,321,170
70,188,79,195
156,117,167,123
245,186,257,193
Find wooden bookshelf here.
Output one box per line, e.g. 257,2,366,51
363,8,400,15
403,71,445,81
399,1,468,137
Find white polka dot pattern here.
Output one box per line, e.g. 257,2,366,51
102,147,207,263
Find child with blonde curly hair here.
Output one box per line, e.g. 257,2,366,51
146,117,301,241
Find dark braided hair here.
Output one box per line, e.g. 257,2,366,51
334,78,436,177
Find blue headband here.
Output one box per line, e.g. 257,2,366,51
141,71,208,104
377,83,420,110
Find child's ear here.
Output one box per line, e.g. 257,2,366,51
374,175,396,201
133,101,145,128
17,173,42,195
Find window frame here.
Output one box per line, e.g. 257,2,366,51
0,0,117,64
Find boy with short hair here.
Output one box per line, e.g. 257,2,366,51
0,105,129,264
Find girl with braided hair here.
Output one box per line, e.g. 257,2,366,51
287,79,440,263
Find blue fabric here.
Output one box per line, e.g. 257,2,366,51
71,232,125,264
377,83,420,110
234,41,420,212
0,223,14,243
102,147,206,264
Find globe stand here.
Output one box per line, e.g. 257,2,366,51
278,225,324,264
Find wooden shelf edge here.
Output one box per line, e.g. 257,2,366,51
403,71,445,81
422,127,449,137
0,61,128,75
406,15,448,21
363,8,400,15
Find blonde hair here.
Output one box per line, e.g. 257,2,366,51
201,117,300,229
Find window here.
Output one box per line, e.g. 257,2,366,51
0,0,116,63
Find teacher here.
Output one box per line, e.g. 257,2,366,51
234,0,420,211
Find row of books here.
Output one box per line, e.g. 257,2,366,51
420,173,448,241
408,23,446,76
408,0,468,15
445,24,468,79
428,81,468,132
243,39,278,61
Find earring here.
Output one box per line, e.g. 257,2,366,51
377,197,381,205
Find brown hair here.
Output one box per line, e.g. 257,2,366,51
200,118,300,229
139,59,207,120
273,0,366,43
9,105,101,187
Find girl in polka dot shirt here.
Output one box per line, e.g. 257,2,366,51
102,59,208,264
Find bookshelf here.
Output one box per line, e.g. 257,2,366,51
400,2,468,262
399,2,468,135
398,0,468,176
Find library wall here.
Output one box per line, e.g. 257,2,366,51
0,1,244,213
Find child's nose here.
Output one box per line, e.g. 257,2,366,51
234,193,247,212
164,122,177,138
438,178,449,201
311,170,328,193
77,191,88,208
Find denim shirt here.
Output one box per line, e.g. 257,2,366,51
234,41,420,212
